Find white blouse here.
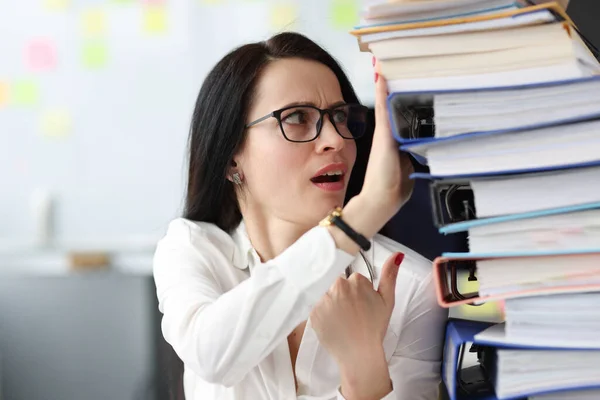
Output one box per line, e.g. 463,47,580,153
153,218,448,400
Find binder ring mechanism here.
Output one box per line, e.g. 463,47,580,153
439,259,483,307
429,179,477,228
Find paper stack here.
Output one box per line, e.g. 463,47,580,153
351,1,600,399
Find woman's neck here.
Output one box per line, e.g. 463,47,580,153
241,210,314,262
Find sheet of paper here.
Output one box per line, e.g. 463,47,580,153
270,3,297,30
0,81,8,108
40,109,72,139
331,0,358,30
13,80,39,106
82,40,108,68
44,0,69,11
82,9,106,36
26,39,57,71
143,6,167,33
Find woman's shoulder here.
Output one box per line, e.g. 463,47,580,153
371,233,433,284
161,217,232,243
156,218,240,264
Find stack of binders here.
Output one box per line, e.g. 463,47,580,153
352,1,600,400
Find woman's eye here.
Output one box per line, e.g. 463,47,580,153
282,111,307,124
333,110,347,123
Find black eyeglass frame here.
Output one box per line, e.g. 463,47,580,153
244,103,370,143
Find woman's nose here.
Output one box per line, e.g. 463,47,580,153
316,114,344,153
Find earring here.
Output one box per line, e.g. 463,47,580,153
232,172,242,185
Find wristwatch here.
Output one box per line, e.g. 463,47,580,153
319,206,371,251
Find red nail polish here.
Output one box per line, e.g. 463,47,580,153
394,253,404,266
375,72,379,83
372,56,376,66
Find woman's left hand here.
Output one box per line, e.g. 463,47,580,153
309,252,405,398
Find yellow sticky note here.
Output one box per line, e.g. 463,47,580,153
13,80,40,106
143,6,167,33
82,41,108,68
331,0,359,30
456,274,502,320
40,108,72,138
270,3,297,30
82,9,106,36
44,0,69,10
0,81,8,107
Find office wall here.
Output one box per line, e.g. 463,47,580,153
0,0,373,252
0,273,162,400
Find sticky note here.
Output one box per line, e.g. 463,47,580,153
40,108,72,138
0,81,8,108
13,80,40,106
82,9,106,36
456,275,502,320
331,0,359,30
143,6,167,33
270,3,297,30
26,39,57,71
44,0,69,10
82,41,108,68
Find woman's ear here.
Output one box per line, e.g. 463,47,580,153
227,159,244,185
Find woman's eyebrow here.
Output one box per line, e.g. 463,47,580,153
279,100,347,109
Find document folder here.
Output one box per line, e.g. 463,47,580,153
387,75,600,147
433,251,600,308
443,318,600,400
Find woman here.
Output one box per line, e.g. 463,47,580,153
153,32,448,400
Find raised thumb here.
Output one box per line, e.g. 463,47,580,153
378,252,404,310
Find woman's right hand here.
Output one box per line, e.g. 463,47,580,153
359,60,415,222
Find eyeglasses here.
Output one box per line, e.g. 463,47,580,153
244,103,369,143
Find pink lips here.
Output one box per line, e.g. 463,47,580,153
311,162,347,192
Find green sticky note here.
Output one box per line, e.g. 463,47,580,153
13,80,40,106
82,41,108,68
331,0,359,30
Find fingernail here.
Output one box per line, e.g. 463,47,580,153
372,56,376,66
394,253,404,266
375,72,379,83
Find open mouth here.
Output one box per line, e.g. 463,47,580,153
310,171,344,184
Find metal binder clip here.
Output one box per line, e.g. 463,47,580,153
429,179,477,228
457,341,494,397
389,95,435,140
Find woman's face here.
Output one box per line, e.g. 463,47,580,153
234,57,358,227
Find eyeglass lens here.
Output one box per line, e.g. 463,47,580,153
278,105,367,142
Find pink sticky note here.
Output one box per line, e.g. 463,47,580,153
26,39,57,71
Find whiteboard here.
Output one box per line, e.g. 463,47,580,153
0,0,374,250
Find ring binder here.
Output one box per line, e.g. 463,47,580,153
433,252,600,308
443,319,600,400
428,178,476,227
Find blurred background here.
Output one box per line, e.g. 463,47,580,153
0,0,597,399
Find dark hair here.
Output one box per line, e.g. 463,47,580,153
167,32,373,400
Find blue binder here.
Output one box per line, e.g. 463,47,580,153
439,201,600,235
386,75,600,152
443,319,600,400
